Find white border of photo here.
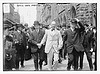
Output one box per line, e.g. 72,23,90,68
0,0,100,74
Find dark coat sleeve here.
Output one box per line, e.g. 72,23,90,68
22,32,27,48
89,31,94,48
63,30,68,44
29,32,38,45
77,21,85,33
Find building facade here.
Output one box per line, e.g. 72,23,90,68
36,3,97,27
3,3,20,27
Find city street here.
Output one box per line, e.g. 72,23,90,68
3,3,97,71
18,53,95,71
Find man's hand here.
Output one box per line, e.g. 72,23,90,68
37,43,42,49
26,46,29,49
90,48,93,52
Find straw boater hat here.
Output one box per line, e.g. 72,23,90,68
49,21,56,28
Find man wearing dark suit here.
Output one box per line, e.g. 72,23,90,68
29,21,45,71
23,23,32,61
82,24,94,71
77,22,85,70
14,24,27,69
63,18,85,70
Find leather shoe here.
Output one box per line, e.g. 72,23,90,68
78,68,82,71
67,67,70,71
21,65,25,68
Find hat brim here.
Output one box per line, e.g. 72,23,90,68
17,24,24,28
33,23,40,26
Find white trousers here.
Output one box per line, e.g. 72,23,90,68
47,47,59,70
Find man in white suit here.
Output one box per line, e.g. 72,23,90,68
38,21,63,70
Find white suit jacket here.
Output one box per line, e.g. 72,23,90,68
41,29,63,53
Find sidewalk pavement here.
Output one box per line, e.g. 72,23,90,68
18,53,95,71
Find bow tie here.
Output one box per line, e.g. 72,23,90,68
51,28,55,31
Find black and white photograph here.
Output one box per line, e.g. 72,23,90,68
2,1,97,72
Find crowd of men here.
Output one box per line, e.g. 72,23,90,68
3,18,97,71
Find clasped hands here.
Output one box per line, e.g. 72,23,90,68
37,43,42,49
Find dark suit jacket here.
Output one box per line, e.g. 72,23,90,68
63,22,85,53
14,30,27,48
83,30,94,52
29,28,45,53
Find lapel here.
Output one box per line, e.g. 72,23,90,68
34,29,41,37
33,29,42,41
38,29,42,36
33,29,38,37
69,28,78,41
69,28,75,35
15,30,22,41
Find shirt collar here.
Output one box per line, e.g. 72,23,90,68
85,29,89,33
70,27,74,32
17,30,22,33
